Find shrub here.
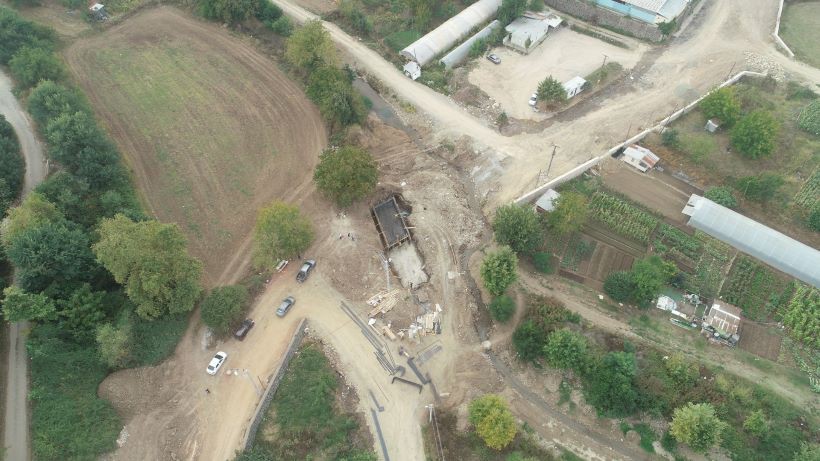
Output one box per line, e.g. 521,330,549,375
543,328,588,371
489,295,515,323
704,186,737,208
582,351,638,417
339,0,372,36
96,320,132,368
700,87,741,127
480,246,518,296
797,100,820,136
497,0,526,25
0,7,55,65
267,15,293,36
661,129,680,148
285,20,338,75
496,111,508,128
9,46,63,89
199,0,259,24
528,0,543,12
512,319,545,362
200,285,249,335
734,173,784,202
256,0,282,21
604,271,634,302
468,38,488,59
27,80,90,128
536,75,566,106
492,204,540,254
306,66,367,130
532,252,554,274
0,115,24,211
731,110,779,159
669,403,727,453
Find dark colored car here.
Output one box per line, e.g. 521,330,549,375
234,319,255,340
296,259,316,283
276,296,296,317
486,53,501,64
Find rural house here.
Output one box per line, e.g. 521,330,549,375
592,0,689,24
502,12,563,54
701,302,742,345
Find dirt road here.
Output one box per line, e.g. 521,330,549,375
1,68,47,461
274,0,820,206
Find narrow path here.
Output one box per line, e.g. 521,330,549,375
0,69,47,461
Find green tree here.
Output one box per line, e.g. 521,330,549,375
267,15,293,36
543,328,588,371
547,191,589,234
93,215,203,319
512,319,546,362
704,186,737,208
468,394,517,450
743,409,768,438
306,67,367,130
603,271,634,302
253,201,314,268
532,252,553,274
731,110,779,159
492,204,540,254
735,173,784,202
797,100,820,136
536,76,566,106
57,284,108,343
285,20,338,75
0,115,25,204
6,220,100,297
0,7,55,65
96,321,132,368
27,80,90,128
313,146,377,207
700,87,741,127
583,351,638,417
199,0,259,23
497,0,526,25
489,295,515,323
200,285,249,335
630,255,675,307
2,286,56,322
669,402,728,452
657,20,676,36
480,246,518,296
8,46,63,89
1,192,63,248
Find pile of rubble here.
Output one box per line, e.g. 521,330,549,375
743,52,786,81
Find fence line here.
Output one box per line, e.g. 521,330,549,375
772,0,795,59
241,318,309,451
513,71,767,205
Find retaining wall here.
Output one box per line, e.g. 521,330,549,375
241,318,309,451
514,71,767,205
544,0,663,41
772,0,795,58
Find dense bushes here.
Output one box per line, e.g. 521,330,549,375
199,0,280,24
0,115,25,216
480,246,518,296
700,87,741,127
734,173,784,202
704,186,737,208
492,204,541,254
731,110,779,159
603,256,675,307
489,295,515,322
9,46,64,89
0,6,55,64
200,285,249,335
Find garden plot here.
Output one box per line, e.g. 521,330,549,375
739,321,783,361
467,27,644,120
719,256,790,321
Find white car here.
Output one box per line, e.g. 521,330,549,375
206,351,227,375
528,93,538,107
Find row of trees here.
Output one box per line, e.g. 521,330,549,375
0,115,24,216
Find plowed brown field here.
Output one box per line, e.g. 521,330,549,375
65,6,326,284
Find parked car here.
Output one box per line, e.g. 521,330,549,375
486,53,501,65
296,259,316,283
234,319,255,340
276,296,296,317
528,93,538,107
206,351,228,375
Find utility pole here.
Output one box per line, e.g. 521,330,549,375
598,53,609,85
545,144,558,178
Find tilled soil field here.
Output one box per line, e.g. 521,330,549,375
64,6,326,285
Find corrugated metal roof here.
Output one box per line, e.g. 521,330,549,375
623,145,660,168
625,0,667,14
401,0,501,66
683,195,820,288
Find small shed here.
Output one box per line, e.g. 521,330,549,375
655,295,694,321
705,119,720,133
563,76,587,99
620,145,660,172
403,61,421,81
89,3,108,20
535,189,561,213
702,302,742,344
503,12,562,54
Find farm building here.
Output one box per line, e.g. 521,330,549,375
655,295,695,321
563,76,587,99
403,61,421,80
592,0,689,24
682,195,820,288
401,0,501,66
535,189,561,212
502,12,563,54
702,302,742,345
620,145,660,172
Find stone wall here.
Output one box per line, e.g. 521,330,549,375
544,0,672,42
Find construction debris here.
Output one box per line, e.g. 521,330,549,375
381,325,397,341
368,289,402,317
391,376,423,393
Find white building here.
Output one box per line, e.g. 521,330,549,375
563,76,587,99
502,12,562,54
403,61,421,80
535,189,561,213
620,144,660,172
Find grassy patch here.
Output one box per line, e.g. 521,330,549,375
384,29,421,52
570,24,628,48
130,315,189,366
253,342,376,460
632,423,657,453
780,2,820,68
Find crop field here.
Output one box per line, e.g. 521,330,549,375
780,1,820,68
64,7,326,283
720,256,789,320
739,321,783,361
589,192,660,244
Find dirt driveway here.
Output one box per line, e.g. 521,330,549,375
468,27,645,120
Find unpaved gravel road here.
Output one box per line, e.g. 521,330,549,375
1,68,47,461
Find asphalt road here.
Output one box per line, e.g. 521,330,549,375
1,68,46,461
